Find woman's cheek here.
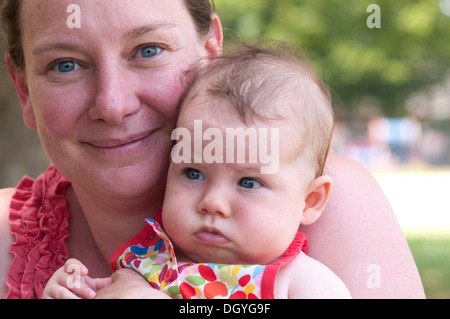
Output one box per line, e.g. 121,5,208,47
139,69,190,120
32,88,86,137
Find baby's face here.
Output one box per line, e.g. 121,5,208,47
162,96,314,265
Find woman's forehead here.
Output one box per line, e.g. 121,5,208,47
20,0,192,44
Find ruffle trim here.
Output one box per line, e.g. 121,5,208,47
6,165,71,299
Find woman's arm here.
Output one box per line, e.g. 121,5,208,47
300,152,425,298
0,188,15,298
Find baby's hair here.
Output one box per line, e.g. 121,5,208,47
183,41,335,177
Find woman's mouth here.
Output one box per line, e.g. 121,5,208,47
84,129,158,156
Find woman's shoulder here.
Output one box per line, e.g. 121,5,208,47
325,151,386,199
305,152,426,298
0,187,15,213
0,188,16,298
0,188,15,239
0,188,15,229
326,151,372,176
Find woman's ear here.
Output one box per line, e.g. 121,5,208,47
204,13,223,58
301,175,333,226
5,53,37,130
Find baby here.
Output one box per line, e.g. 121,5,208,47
43,42,351,299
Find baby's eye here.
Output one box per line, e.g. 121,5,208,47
238,178,261,189
139,45,161,58
185,168,204,180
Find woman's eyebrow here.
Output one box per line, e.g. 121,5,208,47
125,22,178,38
32,42,81,56
32,23,178,56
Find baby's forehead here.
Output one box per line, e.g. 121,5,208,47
178,89,297,130
181,77,305,117
176,93,313,175
178,93,304,146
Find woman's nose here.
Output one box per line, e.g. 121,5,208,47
89,62,140,125
197,186,231,218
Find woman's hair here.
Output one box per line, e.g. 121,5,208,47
0,0,216,70
1,0,23,70
184,0,216,37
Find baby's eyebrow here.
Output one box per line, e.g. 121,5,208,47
231,162,265,173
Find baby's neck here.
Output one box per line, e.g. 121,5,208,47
172,245,283,266
173,248,196,264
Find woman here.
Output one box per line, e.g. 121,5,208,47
0,0,424,298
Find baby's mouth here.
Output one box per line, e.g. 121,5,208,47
194,227,230,246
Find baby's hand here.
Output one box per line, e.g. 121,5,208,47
42,258,113,299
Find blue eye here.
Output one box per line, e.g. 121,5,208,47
185,169,204,180
239,178,261,189
57,61,77,73
140,46,161,58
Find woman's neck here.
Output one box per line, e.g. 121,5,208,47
65,184,163,277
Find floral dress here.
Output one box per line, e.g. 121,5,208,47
111,212,307,299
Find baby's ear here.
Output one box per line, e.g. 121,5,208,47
301,175,333,225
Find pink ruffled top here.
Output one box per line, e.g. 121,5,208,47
6,165,71,299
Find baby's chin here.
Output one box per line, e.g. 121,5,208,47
184,249,280,266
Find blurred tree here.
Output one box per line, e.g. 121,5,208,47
215,0,450,120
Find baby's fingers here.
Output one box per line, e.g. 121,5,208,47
57,263,96,299
46,285,82,299
64,258,89,276
58,274,97,299
84,276,113,291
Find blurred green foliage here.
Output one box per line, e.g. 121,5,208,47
407,236,450,299
214,0,450,120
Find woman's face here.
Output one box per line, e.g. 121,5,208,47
17,0,221,200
